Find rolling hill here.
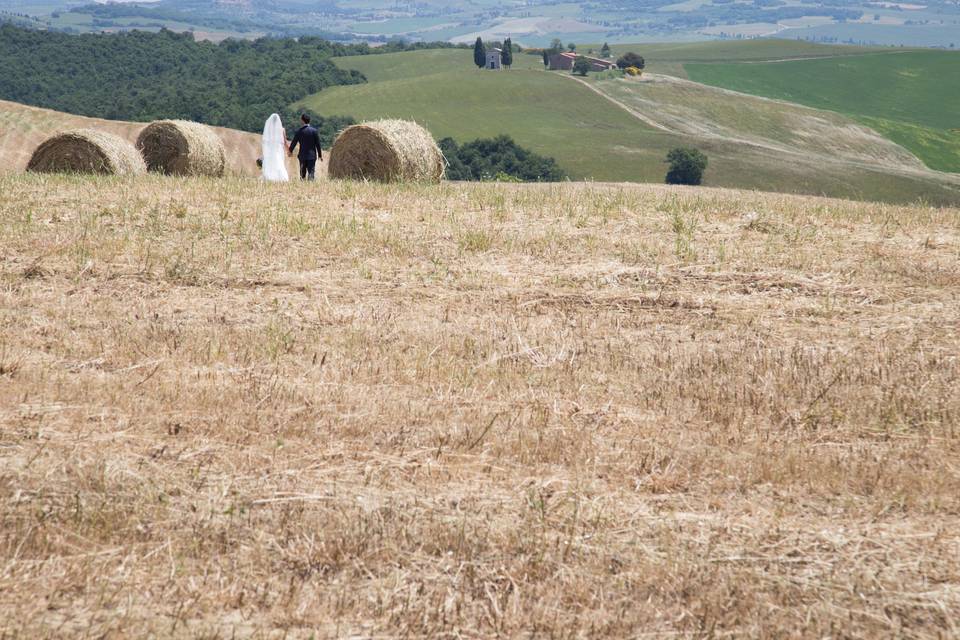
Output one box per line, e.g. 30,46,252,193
0,99,303,177
685,49,960,172
299,45,960,205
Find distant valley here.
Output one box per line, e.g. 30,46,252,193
3,0,960,47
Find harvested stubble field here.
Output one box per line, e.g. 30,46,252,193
1,173,959,637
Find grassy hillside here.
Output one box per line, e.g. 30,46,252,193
601,39,892,62
345,47,548,80
686,50,960,172
584,73,959,202
0,99,298,176
300,47,960,205
596,39,896,76
590,73,927,171
2,173,959,636
303,50,678,184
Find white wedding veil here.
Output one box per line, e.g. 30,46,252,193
261,113,289,182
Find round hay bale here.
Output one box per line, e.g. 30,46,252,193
27,129,146,176
328,120,444,183
136,120,226,177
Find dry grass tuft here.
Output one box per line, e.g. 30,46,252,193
136,120,226,177
26,129,145,176
1,174,959,637
328,119,444,183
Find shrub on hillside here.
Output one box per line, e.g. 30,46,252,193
439,136,567,182
572,56,592,76
665,147,708,185
616,52,646,70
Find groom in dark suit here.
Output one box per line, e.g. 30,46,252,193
288,114,323,181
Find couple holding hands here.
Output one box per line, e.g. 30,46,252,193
261,113,323,183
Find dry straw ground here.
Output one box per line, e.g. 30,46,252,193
1,173,958,637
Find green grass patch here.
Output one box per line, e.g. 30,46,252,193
859,117,960,174
579,39,895,75
333,49,543,83
685,50,960,171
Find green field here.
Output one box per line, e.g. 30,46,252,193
298,46,960,204
686,50,960,172
584,39,895,76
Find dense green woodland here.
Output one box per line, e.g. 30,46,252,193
0,25,370,133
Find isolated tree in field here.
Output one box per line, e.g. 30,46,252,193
600,42,612,58
572,56,591,76
616,52,645,70
665,147,708,185
567,42,577,51
502,37,513,68
474,37,486,69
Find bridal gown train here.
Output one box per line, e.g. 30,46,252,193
261,113,289,182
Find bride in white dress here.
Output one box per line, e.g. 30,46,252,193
261,113,289,182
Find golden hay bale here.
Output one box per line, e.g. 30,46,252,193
136,120,226,177
328,120,444,183
27,129,146,176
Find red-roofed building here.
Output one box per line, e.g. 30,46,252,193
549,52,618,72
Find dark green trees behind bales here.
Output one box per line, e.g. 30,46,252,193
665,147,708,185
542,50,550,67
474,37,486,68
278,109,355,147
439,136,567,182
502,38,513,68
573,56,592,76
0,24,364,134
600,42,612,58
617,52,646,70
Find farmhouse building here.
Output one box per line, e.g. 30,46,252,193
549,52,618,72
485,48,503,70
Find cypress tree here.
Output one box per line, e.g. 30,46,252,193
502,37,513,68
473,37,486,69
